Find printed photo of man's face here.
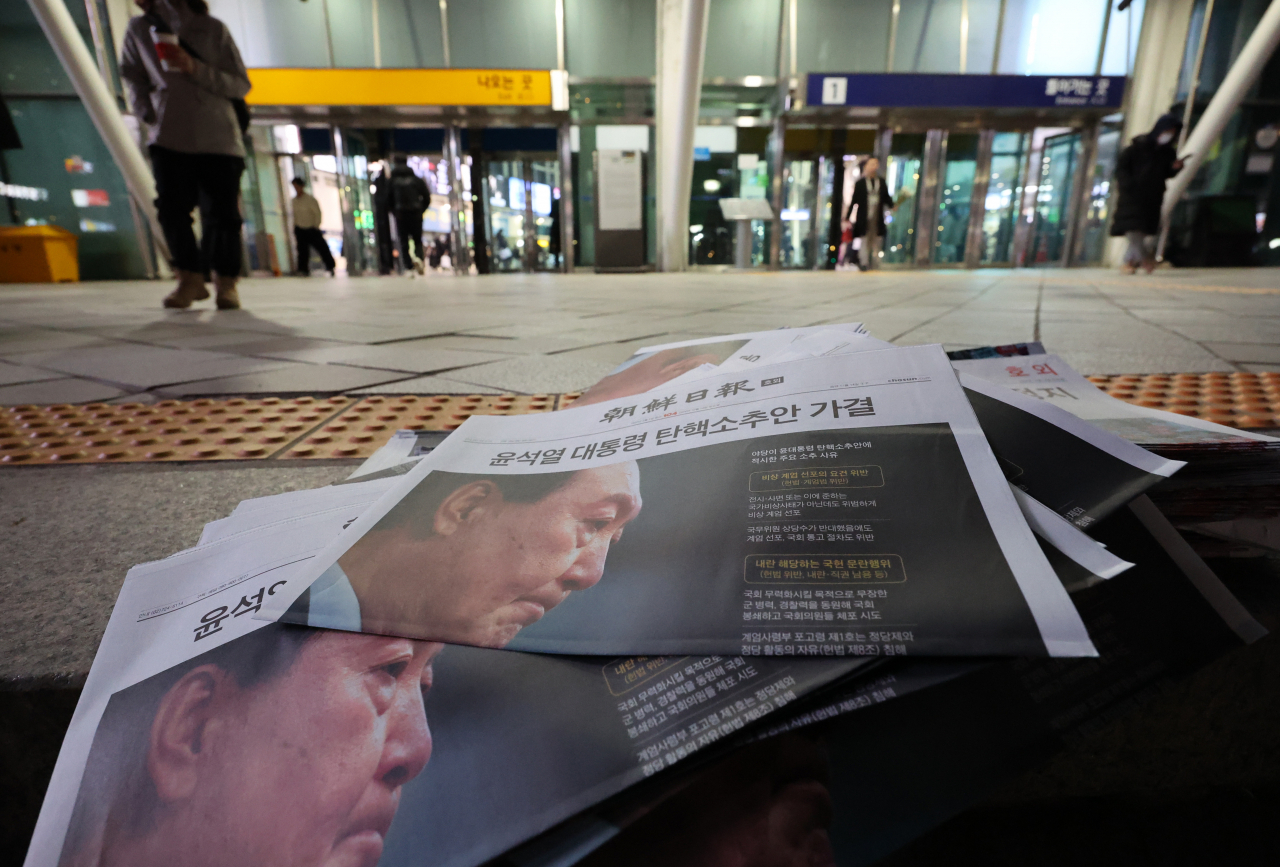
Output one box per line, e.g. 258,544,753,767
334,462,643,647
61,628,443,867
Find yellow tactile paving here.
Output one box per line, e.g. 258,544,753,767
0,397,352,464
277,394,561,460
1,377,1275,465
1088,371,1280,429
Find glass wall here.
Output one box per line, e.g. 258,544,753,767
210,0,1138,78
893,0,1002,74
796,0,892,74
995,0,1109,75
565,0,655,77
704,0,781,79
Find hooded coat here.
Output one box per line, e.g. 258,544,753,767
1110,114,1183,236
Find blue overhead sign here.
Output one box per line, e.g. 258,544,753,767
807,74,1125,110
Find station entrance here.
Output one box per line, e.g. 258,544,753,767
769,120,1118,271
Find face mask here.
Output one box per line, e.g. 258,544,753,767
1156,132,1175,145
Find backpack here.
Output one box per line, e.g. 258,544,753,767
392,172,427,212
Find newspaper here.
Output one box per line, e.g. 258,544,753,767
574,323,869,406
25,507,870,867
523,500,1267,867
959,373,1184,526
952,352,1279,446
261,344,1094,659
637,331,1185,527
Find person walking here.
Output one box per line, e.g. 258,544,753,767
389,155,429,275
1110,114,1185,274
843,157,894,271
120,0,251,309
289,177,335,276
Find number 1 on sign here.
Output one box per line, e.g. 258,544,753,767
822,77,848,105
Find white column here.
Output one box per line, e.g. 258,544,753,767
654,0,710,272
26,0,169,261
1162,0,1280,221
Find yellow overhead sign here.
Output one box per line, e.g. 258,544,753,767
245,68,553,107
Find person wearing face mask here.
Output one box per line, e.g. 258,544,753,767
1110,114,1185,274
295,464,644,648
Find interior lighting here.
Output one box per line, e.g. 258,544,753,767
703,179,722,193
1270,238,1280,249
690,224,703,233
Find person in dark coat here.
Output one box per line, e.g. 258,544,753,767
1110,114,1185,273
389,154,429,275
842,158,894,271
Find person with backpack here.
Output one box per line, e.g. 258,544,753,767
389,155,429,275
121,0,251,309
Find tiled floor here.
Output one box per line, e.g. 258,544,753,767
2,267,1279,404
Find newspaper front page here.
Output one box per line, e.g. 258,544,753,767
25,506,868,867
262,344,1094,658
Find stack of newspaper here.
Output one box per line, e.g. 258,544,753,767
26,325,1274,867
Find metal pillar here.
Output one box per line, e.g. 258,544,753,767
557,121,575,271
963,129,995,269
914,129,945,266
654,0,710,272
26,0,169,262
767,0,789,270
445,125,469,274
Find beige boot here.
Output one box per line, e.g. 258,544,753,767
214,274,241,310
162,270,209,308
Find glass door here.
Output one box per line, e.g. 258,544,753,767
979,132,1031,264
485,159,525,272
883,134,923,264
1078,125,1122,264
933,133,979,265
335,128,377,276
780,159,816,268
529,159,562,271
483,156,560,272
1026,132,1082,265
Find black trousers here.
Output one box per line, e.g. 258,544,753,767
294,226,335,274
395,209,424,269
150,146,245,277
